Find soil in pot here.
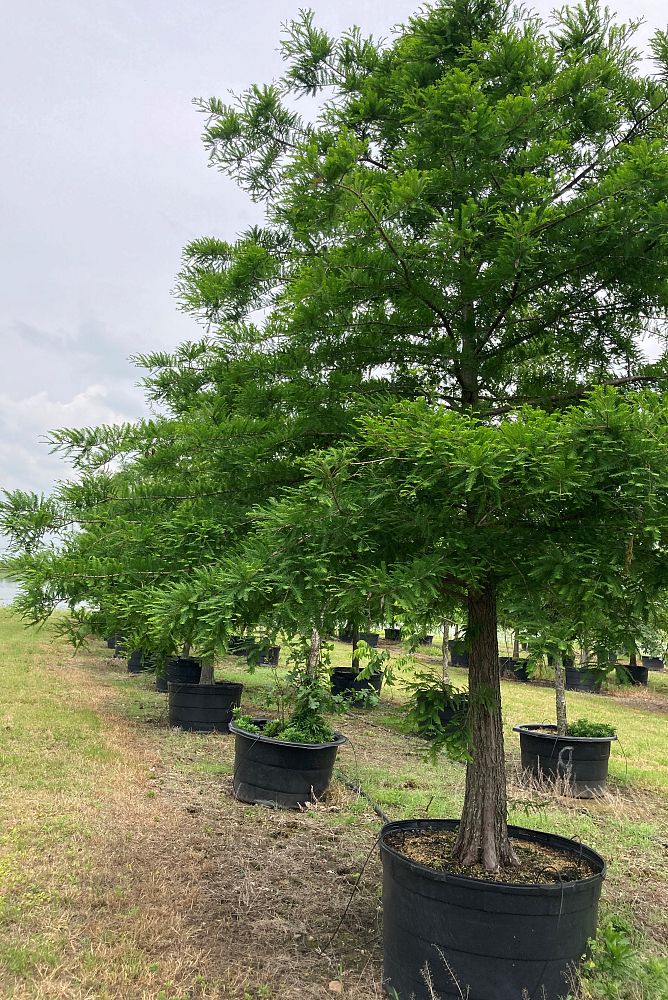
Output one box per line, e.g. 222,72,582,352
565,665,602,693
381,818,605,1000
168,681,243,732
330,667,382,697
155,657,201,693
229,719,346,809
127,649,154,674
384,627,402,641
513,723,616,797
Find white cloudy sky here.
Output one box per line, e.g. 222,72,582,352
1,0,666,495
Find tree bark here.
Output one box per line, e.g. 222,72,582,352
181,641,191,659
512,631,520,659
199,658,214,685
630,650,637,667
307,628,321,677
553,652,567,736
441,620,451,686
453,581,517,870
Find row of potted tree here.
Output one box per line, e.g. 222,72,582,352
3,2,668,997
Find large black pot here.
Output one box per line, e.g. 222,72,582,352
228,635,251,656
256,645,281,667
155,657,201,693
437,694,469,728
384,627,402,642
358,631,379,647
619,663,649,687
330,667,382,697
448,640,469,668
500,657,529,682
565,665,602,693
229,720,346,808
641,655,664,671
105,634,123,649
381,818,605,1000
168,681,243,732
514,724,616,798
418,634,434,646
127,649,154,674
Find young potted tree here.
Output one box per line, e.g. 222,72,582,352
229,631,347,808
189,2,668,996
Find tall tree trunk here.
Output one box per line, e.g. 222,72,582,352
629,650,637,667
199,658,214,685
181,641,191,659
453,581,517,870
307,628,321,677
512,631,520,659
553,652,567,736
441,620,451,686
454,623,459,641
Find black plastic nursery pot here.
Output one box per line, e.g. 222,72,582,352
358,631,379,647
127,649,154,674
448,640,469,667
641,655,664,671
338,629,354,643
384,627,402,642
418,634,434,645
167,681,243,732
565,665,602,693
500,656,529,682
155,657,202,693
256,645,281,667
228,635,251,656
514,724,616,798
229,720,346,809
330,666,382,697
105,634,123,649
437,695,469,728
381,818,605,1000
620,663,649,687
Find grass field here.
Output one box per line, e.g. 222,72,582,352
1,610,667,999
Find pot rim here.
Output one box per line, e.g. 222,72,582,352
513,722,617,743
380,818,606,891
229,718,347,750
167,680,244,693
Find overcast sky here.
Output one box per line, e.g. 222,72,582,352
1,0,665,496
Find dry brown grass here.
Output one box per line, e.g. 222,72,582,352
2,648,387,1000
2,632,667,999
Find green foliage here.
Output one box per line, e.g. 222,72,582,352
231,668,338,745
405,669,471,761
232,640,342,745
3,0,668,867
566,719,617,739
579,916,668,999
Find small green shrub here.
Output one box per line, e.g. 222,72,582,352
566,719,617,739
